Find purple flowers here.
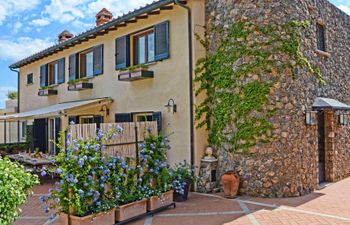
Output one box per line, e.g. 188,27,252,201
56,168,62,174
40,170,47,177
78,189,84,197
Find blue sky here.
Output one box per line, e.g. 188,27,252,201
0,0,349,108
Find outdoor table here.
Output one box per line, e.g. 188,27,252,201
8,153,53,173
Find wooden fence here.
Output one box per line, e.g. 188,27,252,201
69,121,158,158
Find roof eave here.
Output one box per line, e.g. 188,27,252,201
10,0,176,69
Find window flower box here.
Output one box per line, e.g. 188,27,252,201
115,199,147,222
68,82,93,91
118,67,154,81
59,209,115,225
147,190,174,211
38,86,58,96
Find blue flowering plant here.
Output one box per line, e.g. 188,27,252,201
40,126,123,218
170,161,196,195
139,134,172,197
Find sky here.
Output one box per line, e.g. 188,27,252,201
0,0,349,108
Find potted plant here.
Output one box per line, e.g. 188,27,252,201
38,85,58,96
67,78,93,91
40,127,123,225
110,157,147,222
0,157,39,225
118,64,154,81
221,171,240,198
170,160,196,202
139,134,173,211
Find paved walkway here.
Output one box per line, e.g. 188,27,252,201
15,177,350,225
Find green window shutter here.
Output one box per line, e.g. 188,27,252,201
115,113,133,123
40,64,48,87
57,58,65,84
154,21,169,61
115,35,130,70
93,44,104,76
69,53,79,80
152,111,162,133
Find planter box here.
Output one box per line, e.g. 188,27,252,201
38,88,58,96
59,209,115,225
147,190,174,211
68,82,93,91
118,69,154,81
115,199,147,222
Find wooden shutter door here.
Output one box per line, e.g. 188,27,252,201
93,44,104,76
154,21,169,61
115,36,130,69
152,112,162,133
115,113,133,123
69,54,79,80
40,64,48,87
57,58,65,84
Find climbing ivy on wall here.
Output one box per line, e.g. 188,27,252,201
195,20,324,153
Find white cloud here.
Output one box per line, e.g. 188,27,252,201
13,21,22,33
0,0,39,25
338,5,350,15
31,18,51,27
0,37,53,61
0,86,17,109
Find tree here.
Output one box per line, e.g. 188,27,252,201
6,91,18,100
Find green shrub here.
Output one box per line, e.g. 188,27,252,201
0,157,39,225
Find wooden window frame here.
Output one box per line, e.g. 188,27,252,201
133,29,155,65
133,112,153,122
79,48,94,78
79,115,95,124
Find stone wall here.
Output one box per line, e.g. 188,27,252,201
205,0,350,197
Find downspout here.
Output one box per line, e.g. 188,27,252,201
174,0,195,167
9,67,20,142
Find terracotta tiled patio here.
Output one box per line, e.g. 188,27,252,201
15,177,350,225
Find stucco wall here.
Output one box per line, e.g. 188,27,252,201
205,0,350,197
18,0,207,166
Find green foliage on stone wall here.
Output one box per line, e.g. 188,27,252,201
195,20,323,153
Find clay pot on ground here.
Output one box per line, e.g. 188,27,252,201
173,180,190,202
221,171,240,198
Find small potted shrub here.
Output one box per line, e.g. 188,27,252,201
40,127,123,225
139,134,173,211
0,157,39,225
170,160,196,202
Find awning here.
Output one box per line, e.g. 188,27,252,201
0,97,112,121
312,97,350,110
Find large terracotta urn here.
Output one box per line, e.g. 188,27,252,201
221,171,240,198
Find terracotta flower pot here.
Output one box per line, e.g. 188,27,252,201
147,190,174,211
59,209,115,225
221,171,240,198
115,199,147,222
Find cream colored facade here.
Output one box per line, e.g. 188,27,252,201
0,100,25,144
17,0,207,166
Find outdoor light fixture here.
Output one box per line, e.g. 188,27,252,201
165,98,177,114
100,105,109,116
305,110,317,126
339,114,348,126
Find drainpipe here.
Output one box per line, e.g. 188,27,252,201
174,0,195,167
10,67,20,142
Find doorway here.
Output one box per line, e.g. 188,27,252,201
317,111,326,183
33,118,48,152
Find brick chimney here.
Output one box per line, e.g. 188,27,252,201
58,30,74,43
96,8,113,26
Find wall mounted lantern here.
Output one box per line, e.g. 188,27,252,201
165,98,177,114
305,110,317,126
339,114,348,126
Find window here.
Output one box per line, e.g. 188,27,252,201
40,58,65,87
21,121,27,138
69,44,104,81
80,116,95,124
134,31,155,65
80,50,94,78
115,111,162,132
27,73,33,85
115,21,169,69
134,113,153,122
316,23,326,52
